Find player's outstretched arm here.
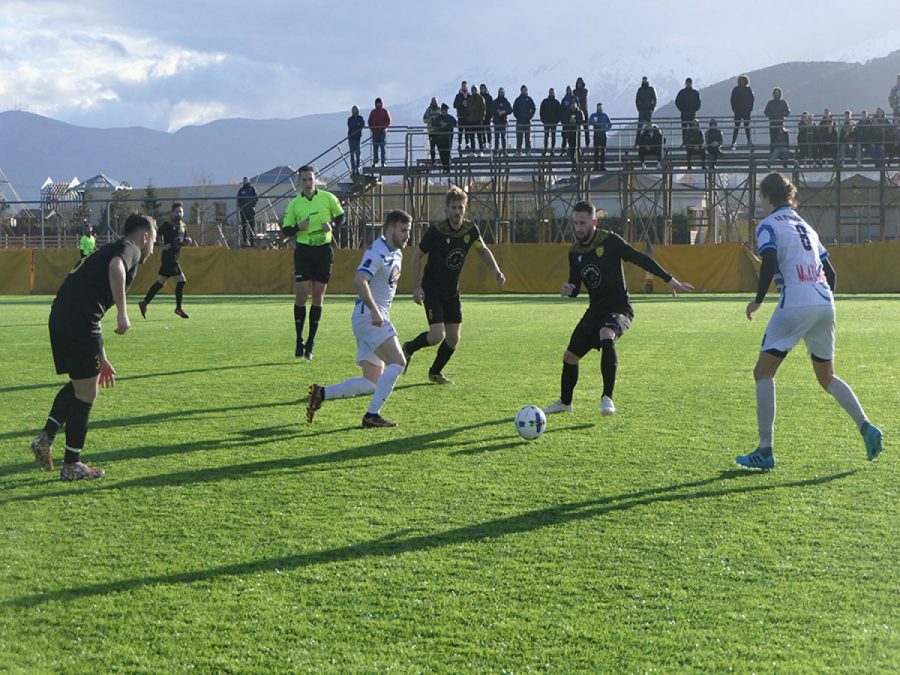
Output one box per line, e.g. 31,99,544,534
748,248,778,320
476,244,505,287
108,256,130,335
411,247,426,304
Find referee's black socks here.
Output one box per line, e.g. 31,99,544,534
294,305,307,339
307,305,322,347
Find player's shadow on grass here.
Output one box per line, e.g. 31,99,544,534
448,423,594,456
0,361,288,395
5,468,857,607
0,418,512,501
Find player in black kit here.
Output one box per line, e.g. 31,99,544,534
544,201,693,416
403,185,506,384
30,213,157,480
138,202,192,319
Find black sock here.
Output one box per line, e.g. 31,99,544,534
143,281,163,304
561,361,579,405
600,339,617,398
406,331,432,355
64,398,93,462
429,340,455,375
44,382,75,441
175,281,186,309
294,305,306,341
307,305,322,349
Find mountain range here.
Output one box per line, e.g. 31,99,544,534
1,50,898,202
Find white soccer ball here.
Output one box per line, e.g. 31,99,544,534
515,405,547,440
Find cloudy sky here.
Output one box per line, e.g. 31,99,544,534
2,0,899,132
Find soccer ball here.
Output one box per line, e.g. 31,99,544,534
515,405,547,440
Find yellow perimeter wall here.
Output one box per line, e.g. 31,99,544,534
3,241,899,295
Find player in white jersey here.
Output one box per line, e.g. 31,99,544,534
737,173,882,470
306,210,412,428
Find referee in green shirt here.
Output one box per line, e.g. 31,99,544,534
281,165,345,360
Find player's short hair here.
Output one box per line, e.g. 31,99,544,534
171,202,183,210
299,165,315,176
445,185,468,206
384,209,412,228
760,173,797,209
123,213,157,236
573,200,596,217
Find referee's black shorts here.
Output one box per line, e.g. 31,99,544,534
294,243,334,283
49,313,103,380
566,312,632,358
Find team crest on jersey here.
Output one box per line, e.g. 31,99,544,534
463,234,470,244
446,248,466,270
581,263,602,288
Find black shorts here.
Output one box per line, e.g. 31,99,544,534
423,291,463,325
566,312,632,358
49,315,103,380
294,243,334,283
159,254,182,278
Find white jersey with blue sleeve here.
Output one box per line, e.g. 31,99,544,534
756,207,832,308
356,236,403,316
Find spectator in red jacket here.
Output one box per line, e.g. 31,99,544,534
368,98,392,167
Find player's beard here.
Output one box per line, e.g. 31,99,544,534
448,213,463,229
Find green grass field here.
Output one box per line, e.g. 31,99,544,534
0,293,897,672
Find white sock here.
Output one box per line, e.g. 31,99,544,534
826,377,868,430
323,377,375,400
367,363,404,415
756,378,775,448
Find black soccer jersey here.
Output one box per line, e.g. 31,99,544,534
52,239,143,326
159,218,186,264
567,229,672,318
419,219,484,297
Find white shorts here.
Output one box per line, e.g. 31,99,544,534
761,303,835,360
351,306,397,368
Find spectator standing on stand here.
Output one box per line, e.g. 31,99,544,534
433,104,457,174
479,84,493,153
561,99,586,168
589,103,612,171
889,74,900,119
635,76,657,145
453,81,470,154
764,87,790,150
513,85,536,154
561,85,576,155
540,88,561,156
423,97,442,165
730,75,755,149
368,98,391,167
466,84,485,155
347,105,365,176
574,77,590,148
675,78,702,145
237,177,258,247
490,87,513,155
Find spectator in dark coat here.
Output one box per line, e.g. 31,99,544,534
433,104,457,173
635,76,657,145
561,86,575,154
839,110,861,165
814,109,837,164
465,84,485,154
479,84,493,152
490,87,513,154
574,77,590,147
561,100,586,167
767,126,792,169
764,88,790,148
347,105,366,175
870,107,891,167
367,98,391,166
453,80,469,152
237,177,258,246
638,124,663,168
423,98,442,164
513,85,536,153
540,88,562,155
730,74,755,149
675,78,702,145
705,119,724,168
683,120,706,170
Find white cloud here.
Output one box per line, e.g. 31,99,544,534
168,100,227,132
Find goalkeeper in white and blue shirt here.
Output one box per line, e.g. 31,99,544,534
738,173,882,470
306,210,412,428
